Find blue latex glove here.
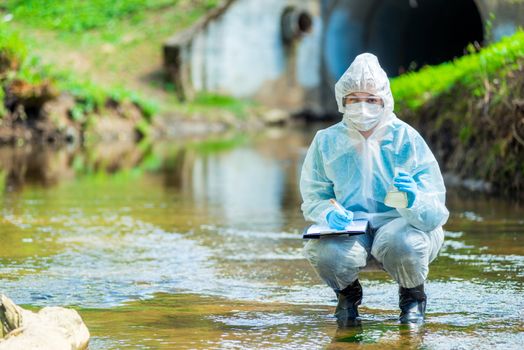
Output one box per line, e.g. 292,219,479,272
393,171,418,208
326,209,354,230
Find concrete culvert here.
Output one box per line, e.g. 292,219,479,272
298,11,313,33
324,0,484,78
281,7,313,44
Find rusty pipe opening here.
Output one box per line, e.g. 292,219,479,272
281,7,313,45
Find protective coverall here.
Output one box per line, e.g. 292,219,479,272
300,53,449,295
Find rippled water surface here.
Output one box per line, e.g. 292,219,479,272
1,128,523,349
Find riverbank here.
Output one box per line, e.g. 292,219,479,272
1,0,220,110
0,22,158,145
0,1,284,145
391,31,524,198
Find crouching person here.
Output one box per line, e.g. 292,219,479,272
300,53,448,325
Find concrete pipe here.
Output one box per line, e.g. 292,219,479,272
281,7,313,45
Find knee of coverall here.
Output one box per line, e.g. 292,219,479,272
303,235,370,288
371,217,444,287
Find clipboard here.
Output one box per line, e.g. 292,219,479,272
302,219,370,239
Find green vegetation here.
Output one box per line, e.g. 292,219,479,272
0,23,25,118
52,70,159,119
179,92,257,120
0,23,27,67
190,133,248,154
0,89,5,118
391,30,524,111
2,0,226,119
5,0,219,32
1,0,261,129
0,22,158,122
391,30,524,197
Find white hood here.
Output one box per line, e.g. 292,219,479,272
334,53,394,116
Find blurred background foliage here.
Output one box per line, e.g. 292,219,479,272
391,30,524,111
1,0,227,120
4,0,219,32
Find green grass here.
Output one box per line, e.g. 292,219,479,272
51,69,160,119
189,93,256,119
0,22,27,66
0,88,5,118
190,133,248,154
391,30,524,111
5,0,219,32
390,30,524,195
0,23,26,117
0,21,159,121
2,0,228,120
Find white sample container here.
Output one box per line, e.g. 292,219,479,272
384,168,408,208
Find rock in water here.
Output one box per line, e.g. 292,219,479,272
0,294,89,350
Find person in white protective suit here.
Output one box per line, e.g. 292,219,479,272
300,53,449,325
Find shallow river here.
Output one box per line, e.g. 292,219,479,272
0,126,523,349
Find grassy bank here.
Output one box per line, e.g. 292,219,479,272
0,27,159,119
1,0,266,129
1,0,261,143
0,21,158,143
2,0,225,116
391,31,524,197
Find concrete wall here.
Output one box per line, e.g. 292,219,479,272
180,0,323,113
477,0,524,41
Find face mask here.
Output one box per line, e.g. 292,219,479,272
343,102,384,131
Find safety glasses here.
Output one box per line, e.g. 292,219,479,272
343,95,384,107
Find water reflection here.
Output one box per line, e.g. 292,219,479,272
0,140,148,192
193,148,286,229
0,145,76,191
330,322,425,350
151,130,307,231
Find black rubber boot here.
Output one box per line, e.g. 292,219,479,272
335,279,362,327
399,284,426,324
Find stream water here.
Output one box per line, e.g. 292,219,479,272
0,126,523,349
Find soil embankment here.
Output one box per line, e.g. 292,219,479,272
394,43,524,198
0,66,151,145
